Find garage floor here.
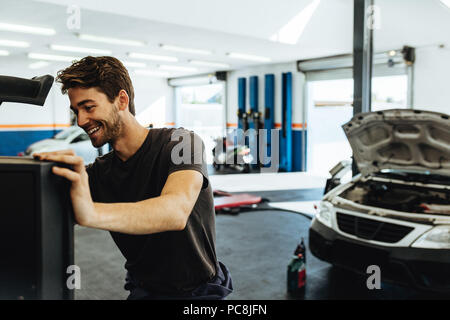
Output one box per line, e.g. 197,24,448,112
74,172,449,300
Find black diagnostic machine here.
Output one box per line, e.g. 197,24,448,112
0,75,74,300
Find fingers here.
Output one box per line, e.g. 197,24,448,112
52,166,80,183
33,149,75,159
36,153,85,173
48,155,85,171
38,153,81,164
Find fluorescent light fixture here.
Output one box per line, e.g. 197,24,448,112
270,0,320,45
440,0,450,9
0,39,30,48
160,44,212,55
226,52,271,62
0,22,55,35
189,60,230,68
0,49,10,56
123,60,147,68
168,75,217,87
29,61,50,69
50,44,112,55
28,52,80,62
77,33,146,47
158,65,197,72
128,52,178,62
134,69,170,77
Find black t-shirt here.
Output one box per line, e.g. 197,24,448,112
86,128,218,294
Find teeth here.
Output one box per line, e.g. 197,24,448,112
88,126,100,135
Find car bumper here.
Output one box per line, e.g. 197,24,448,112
309,219,450,293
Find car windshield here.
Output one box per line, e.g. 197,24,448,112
53,127,80,140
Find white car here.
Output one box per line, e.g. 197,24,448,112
309,109,450,293
24,126,109,164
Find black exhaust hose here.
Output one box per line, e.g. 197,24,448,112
0,75,54,106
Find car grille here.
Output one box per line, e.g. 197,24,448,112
336,212,414,243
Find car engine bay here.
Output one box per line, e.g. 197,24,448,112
339,179,450,215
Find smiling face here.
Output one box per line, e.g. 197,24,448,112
69,87,123,148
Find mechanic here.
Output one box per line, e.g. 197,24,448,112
34,56,233,300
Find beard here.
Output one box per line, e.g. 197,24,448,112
90,103,122,148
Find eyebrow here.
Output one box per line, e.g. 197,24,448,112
70,99,96,111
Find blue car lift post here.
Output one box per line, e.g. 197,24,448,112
280,72,293,172
264,74,275,167
236,77,248,155
237,77,247,131
249,76,261,168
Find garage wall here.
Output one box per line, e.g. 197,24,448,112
413,46,450,114
0,65,173,156
131,75,174,128
226,62,306,171
0,65,70,156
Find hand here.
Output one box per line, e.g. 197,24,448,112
34,150,97,227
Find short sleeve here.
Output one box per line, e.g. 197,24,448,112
165,129,209,189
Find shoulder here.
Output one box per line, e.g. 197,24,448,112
153,127,204,147
85,150,114,176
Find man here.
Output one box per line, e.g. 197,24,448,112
34,56,232,300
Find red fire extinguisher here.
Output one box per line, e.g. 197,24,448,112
287,237,306,295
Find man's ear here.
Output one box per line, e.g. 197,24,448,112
117,89,129,112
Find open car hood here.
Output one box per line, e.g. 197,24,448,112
342,109,450,177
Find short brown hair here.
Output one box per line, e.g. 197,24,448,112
56,56,135,115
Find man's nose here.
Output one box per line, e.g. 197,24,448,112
77,111,89,128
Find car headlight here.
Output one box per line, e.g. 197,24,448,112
315,201,333,228
411,225,450,249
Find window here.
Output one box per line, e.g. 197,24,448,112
306,74,408,176
175,83,226,164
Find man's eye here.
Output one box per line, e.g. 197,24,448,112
85,106,94,111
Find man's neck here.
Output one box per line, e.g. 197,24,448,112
111,118,149,162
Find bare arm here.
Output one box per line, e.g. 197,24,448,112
91,170,203,234
34,150,204,235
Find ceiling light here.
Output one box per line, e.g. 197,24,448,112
29,61,50,69
128,52,178,62
77,34,146,47
226,52,271,62
0,39,30,48
0,22,55,35
134,69,170,77
168,75,218,86
270,0,321,45
122,61,147,68
50,44,112,55
0,49,10,56
388,50,397,57
160,44,212,55
189,60,230,68
440,0,450,9
158,65,197,72
28,52,80,62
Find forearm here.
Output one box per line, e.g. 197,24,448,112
86,194,189,235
